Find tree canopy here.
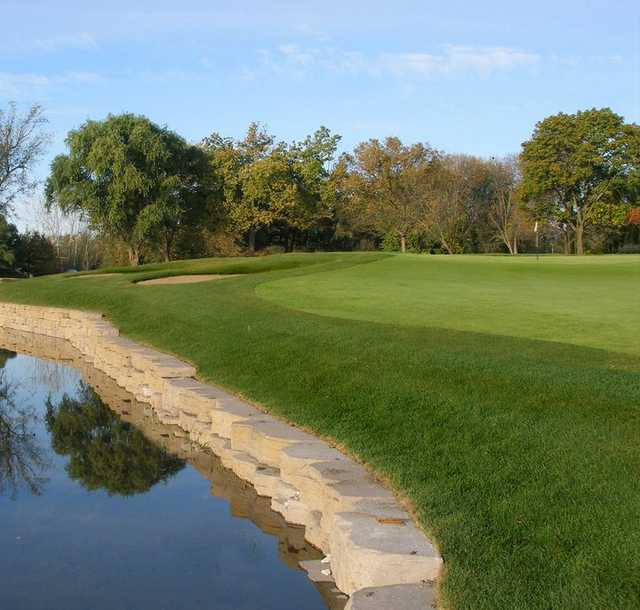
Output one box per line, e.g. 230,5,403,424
0,103,50,215
340,137,438,253
46,113,216,264
520,108,640,254
203,123,340,253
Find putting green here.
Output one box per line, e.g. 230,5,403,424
256,254,640,358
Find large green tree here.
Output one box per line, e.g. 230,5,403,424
284,126,341,250
520,108,640,254
46,113,215,265
204,123,282,253
203,123,340,253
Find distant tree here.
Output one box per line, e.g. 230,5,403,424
0,103,50,214
204,123,276,253
46,383,184,496
0,216,19,269
423,156,477,254
46,113,216,265
284,126,341,250
487,157,529,254
13,231,56,276
520,108,640,254
204,122,320,254
342,137,438,253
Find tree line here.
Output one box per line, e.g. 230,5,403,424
1,103,639,273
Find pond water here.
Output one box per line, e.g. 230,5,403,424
0,348,344,610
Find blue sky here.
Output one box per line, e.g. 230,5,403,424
2,0,639,228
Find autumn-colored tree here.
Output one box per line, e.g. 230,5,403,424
203,123,340,253
487,156,529,254
520,108,640,255
204,123,288,253
423,155,479,254
628,208,640,225
340,137,437,253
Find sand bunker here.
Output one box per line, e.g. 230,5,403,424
138,274,240,286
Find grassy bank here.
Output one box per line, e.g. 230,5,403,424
1,252,639,609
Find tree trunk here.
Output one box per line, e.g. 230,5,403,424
575,219,585,255
563,229,571,255
127,246,140,266
161,234,172,263
441,237,454,255
512,235,518,255
247,228,257,254
399,234,406,253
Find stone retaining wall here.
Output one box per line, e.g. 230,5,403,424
0,303,441,610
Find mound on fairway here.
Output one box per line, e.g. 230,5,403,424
0,252,638,610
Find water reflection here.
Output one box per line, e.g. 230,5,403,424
0,329,347,610
0,349,50,498
46,382,184,496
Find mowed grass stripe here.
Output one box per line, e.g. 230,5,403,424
1,252,638,609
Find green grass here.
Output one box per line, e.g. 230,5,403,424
1,252,639,609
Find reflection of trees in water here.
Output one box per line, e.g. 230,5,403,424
28,358,79,394
46,383,185,496
0,349,50,498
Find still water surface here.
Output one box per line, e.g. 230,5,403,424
0,349,339,610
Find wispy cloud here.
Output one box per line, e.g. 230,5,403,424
4,32,99,55
0,71,105,98
257,43,540,79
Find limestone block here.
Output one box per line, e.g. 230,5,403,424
130,348,161,371
280,443,347,480
207,434,235,467
211,400,267,439
149,355,196,379
345,584,436,610
304,509,330,553
329,513,442,595
229,450,259,483
179,409,198,432
253,465,280,498
245,420,321,468
271,479,301,517
284,459,369,509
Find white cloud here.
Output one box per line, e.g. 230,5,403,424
14,32,99,54
258,43,540,79
0,71,105,98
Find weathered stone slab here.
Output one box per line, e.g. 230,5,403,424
240,419,321,468
253,465,280,498
330,512,442,595
213,401,270,440
345,584,436,610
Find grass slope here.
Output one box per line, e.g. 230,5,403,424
1,252,639,610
